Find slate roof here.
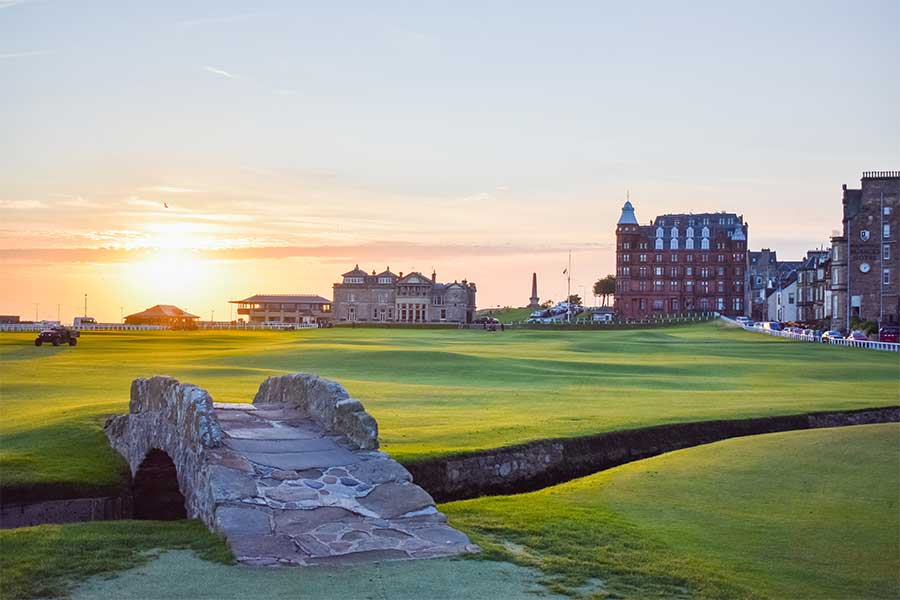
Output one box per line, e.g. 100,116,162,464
125,304,199,320
341,264,368,278
229,294,331,304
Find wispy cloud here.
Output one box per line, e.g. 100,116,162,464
0,50,51,60
139,185,197,194
0,0,32,8
176,12,270,30
0,199,47,209
203,66,237,79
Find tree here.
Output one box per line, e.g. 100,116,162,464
593,275,616,306
567,294,582,306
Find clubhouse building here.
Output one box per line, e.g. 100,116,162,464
332,266,477,324
229,294,332,325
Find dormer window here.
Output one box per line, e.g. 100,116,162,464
655,238,664,250
670,238,679,250
671,226,679,238
656,226,664,239
344,276,364,284
686,226,694,238
378,276,392,284
701,226,710,238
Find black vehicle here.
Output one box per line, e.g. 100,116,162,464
35,326,80,347
473,317,500,325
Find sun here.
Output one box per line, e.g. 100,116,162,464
125,249,213,300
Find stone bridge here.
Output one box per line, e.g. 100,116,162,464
104,374,474,566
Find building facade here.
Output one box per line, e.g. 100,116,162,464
229,294,332,325
830,171,900,331
748,249,802,321
796,250,831,324
766,274,798,323
332,266,477,324
614,201,751,319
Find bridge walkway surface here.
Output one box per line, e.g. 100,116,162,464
104,374,475,566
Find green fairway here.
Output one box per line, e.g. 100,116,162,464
1,321,897,497
443,423,900,599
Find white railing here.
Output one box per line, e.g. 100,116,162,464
0,323,164,332
720,316,900,352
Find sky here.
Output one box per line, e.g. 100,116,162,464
2,0,898,323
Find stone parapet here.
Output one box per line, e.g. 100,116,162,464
252,374,379,450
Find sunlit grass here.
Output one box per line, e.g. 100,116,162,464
1,322,897,496
443,423,900,599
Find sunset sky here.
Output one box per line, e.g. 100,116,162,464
2,0,898,323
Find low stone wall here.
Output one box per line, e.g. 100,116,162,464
0,496,132,529
407,406,900,502
104,376,224,528
253,374,379,450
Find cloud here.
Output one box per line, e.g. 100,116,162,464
203,66,237,79
176,12,269,29
0,241,612,265
139,185,197,193
0,50,50,59
0,199,47,209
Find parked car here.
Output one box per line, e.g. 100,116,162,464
821,330,843,344
760,321,782,331
34,326,80,347
879,326,899,343
735,316,750,323
846,330,868,341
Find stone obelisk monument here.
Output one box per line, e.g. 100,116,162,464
527,273,540,308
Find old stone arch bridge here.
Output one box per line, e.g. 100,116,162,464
104,374,474,566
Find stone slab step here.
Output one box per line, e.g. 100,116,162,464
223,437,336,454
243,449,358,470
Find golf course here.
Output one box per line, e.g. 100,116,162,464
1,322,898,598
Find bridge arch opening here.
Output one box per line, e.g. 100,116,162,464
133,449,187,520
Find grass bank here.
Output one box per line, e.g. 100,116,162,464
443,423,900,599
1,322,897,498
0,520,232,599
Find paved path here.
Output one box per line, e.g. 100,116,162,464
209,401,474,566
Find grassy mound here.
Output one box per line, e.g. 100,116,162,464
443,423,900,599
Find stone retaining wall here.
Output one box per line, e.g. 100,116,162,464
406,406,900,502
252,374,379,450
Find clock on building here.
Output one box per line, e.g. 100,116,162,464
859,262,871,273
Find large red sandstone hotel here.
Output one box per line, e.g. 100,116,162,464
614,200,751,319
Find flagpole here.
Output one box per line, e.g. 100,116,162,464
567,250,572,322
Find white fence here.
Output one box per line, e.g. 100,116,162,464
721,317,900,353
0,322,319,332
0,323,164,332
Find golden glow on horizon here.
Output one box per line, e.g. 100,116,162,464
125,249,213,300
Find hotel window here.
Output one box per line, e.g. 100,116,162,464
652,299,664,311
685,238,694,250
440,309,447,320
378,277,392,284
655,238,664,250
622,254,631,262
701,238,710,250
639,242,648,250
886,206,893,216
655,267,664,276
655,254,663,262
700,267,709,278
671,299,679,312
671,267,679,277
885,245,892,261
622,267,631,276
717,298,725,311
670,281,679,291
639,266,648,278
732,298,743,311
671,254,679,262
686,266,693,276
623,242,632,249
639,254,648,263
885,269,892,285
885,224,892,239
670,238,679,250
639,281,648,292
639,299,646,311
686,254,694,262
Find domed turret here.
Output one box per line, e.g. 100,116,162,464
617,199,638,225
